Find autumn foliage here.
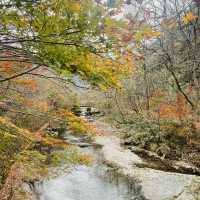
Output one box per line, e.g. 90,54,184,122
157,93,192,121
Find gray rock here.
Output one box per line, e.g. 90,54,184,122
94,135,200,200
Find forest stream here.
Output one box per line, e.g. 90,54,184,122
30,123,200,200
32,133,145,200
28,106,200,200
29,125,200,200
2,1,200,200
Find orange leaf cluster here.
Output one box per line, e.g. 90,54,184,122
41,136,69,148
14,79,38,91
0,62,15,74
23,99,49,112
157,93,192,121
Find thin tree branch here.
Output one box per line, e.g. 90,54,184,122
0,65,42,83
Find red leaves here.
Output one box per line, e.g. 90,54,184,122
157,93,192,121
0,62,15,74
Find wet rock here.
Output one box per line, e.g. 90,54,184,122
94,136,145,167
94,135,200,200
76,142,91,148
124,138,139,146
129,146,200,175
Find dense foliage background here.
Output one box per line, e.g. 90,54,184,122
1,0,200,199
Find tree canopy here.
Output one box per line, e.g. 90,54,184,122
0,0,134,88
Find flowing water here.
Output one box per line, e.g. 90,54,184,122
33,134,146,200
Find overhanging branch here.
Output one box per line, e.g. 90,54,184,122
0,65,42,83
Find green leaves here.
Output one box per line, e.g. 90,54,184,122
0,0,134,89
134,24,160,42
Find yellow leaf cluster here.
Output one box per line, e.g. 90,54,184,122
53,110,98,136
182,12,197,24
70,1,81,12
135,25,160,41
0,116,35,142
63,0,81,12
41,136,68,148
143,30,161,40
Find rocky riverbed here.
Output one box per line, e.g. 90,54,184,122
94,135,200,200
